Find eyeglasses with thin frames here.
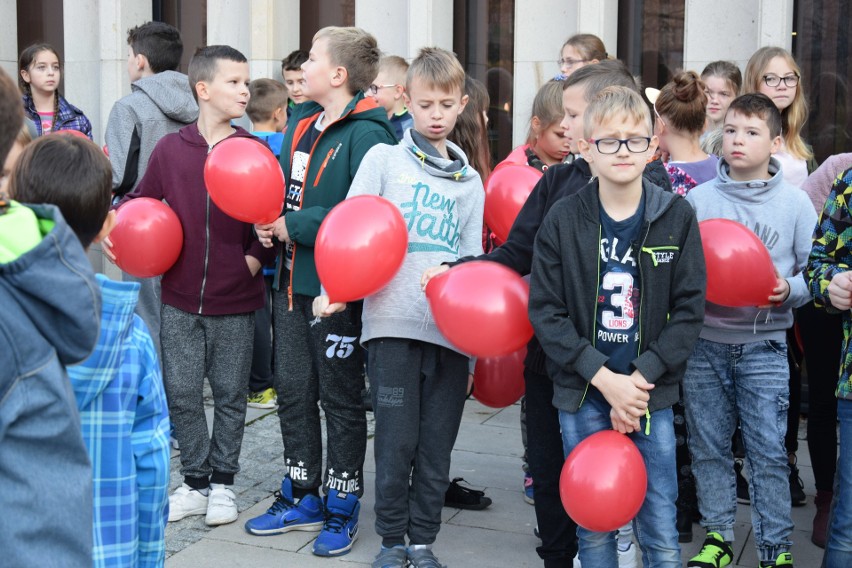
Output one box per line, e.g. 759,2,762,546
586,137,652,154
368,84,397,95
557,58,589,68
762,74,799,88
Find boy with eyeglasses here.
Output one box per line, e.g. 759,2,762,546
528,85,706,568
369,55,412,141
683,93,816,568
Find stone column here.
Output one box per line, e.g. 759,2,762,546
355,0,453,60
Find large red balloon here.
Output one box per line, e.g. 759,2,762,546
111,198,183,278
315,195,408,303
560,430,647,532
425,261,533,357
699,218,777,307
474,345,526,407
203,137,284,224
484,164,542,242
500,144,530,166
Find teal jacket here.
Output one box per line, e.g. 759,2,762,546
276,92,397,301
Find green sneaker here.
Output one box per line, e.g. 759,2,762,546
687,532,734,568
760,552,793,567
247,387,277,409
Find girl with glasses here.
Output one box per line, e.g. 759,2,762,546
558,34,607,78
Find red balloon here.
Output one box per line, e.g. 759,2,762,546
698,218,777,307
474,345,526,407
52,129,89,139
426,261,533,357
203,137,284,224
111,198,183,278
484,164,542,242
316,195,408,303
560,430,647,532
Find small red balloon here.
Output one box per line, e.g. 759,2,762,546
316,195,408,303
484,164,542,242
474,345,526,407
426,261,533,357
52,129,89,139
203,137,285,224
698,218,777,307
560,430,648,532
111,198,183,278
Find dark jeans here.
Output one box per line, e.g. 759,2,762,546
799,303,841,491
248,276,274,393
524,366,579,566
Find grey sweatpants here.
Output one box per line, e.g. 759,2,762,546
161,304,254,486
272,289,367,497
368,338,469,546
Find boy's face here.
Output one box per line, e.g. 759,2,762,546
404,77,468,147
370,70,400,114
560,85,588,155
283,69,307,104
578,115,657,188
199,59,250,120
722,109,781,179
301,38,337,101
126,46,144,83
0,140,24,196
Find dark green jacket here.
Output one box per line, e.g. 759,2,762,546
275,92,397,299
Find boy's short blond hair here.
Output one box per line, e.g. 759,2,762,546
405,47,465,95
246,79,288,124
583,86,653,138
378,55,409,85
312,26,380,95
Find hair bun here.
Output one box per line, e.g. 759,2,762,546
672,70,704,103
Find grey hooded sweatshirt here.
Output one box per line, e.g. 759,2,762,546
105,70,199,197
345,129,484,354
686,157,817,344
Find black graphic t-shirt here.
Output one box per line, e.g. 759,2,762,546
592,198,644,395
284,114,324,269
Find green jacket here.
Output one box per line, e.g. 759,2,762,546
275,92,397,300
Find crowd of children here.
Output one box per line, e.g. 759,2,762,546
1,18,851,568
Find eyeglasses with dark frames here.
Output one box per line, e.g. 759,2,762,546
586,137,652,154
368,83,397,95
762,74,800,88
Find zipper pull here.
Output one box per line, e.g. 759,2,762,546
288,284,294,312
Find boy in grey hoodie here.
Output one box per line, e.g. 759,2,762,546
313,47,484,568
104,21,199,354
684,94,816,568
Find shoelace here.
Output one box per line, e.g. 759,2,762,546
266,491,296,515
322,510,349,533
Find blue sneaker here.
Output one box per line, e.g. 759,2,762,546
312,489,360,557
244,477,324,535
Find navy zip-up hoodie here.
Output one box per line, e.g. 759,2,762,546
118,124,274,315
529,180,706,413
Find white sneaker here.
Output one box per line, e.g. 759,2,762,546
168,484,208,522
617,541,638,568
573,556,582,568
206,483,238,526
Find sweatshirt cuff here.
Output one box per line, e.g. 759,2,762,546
632,350,666,383
575,346,609,382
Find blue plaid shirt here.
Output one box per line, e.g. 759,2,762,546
68,275,170,568
22,92,93,139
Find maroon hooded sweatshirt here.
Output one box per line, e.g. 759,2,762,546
118,124,275,315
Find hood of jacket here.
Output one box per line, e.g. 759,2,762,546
132,70,199,124
402,129,479,182
288,91,397,141
0,202,100,369
711,156,785,204
577,177,680,225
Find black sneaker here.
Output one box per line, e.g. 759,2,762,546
735,459,750,504
443,478,492,510
789,461,806,507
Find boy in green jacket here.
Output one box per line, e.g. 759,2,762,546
249,26,396,557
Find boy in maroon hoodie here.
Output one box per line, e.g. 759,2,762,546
106,45,273,527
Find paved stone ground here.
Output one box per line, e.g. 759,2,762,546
164,384,825,567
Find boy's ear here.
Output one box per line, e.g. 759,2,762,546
769,134,782,155
330,66,348,89
195,80,210,102
576,137,593,162
134,52,150,73
393,84,405,101
93,209,117,245
458,93,469,114
648,135,660,157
